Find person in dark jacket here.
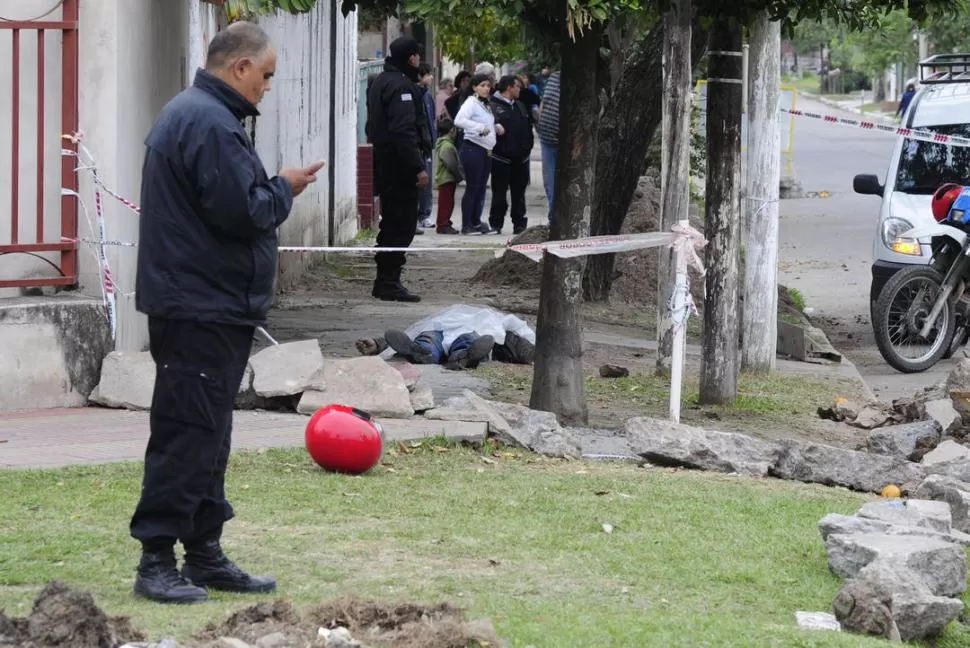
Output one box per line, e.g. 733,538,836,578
366,37,433,302
489,76,534,235
132,21,322,605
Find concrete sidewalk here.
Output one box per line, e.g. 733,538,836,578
0,407,485,471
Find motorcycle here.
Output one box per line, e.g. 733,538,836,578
873,186,970,373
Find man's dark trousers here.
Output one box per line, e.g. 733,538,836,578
489,156,529,232
374,148,419,284
130,317,253,547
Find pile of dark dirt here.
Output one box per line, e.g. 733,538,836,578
308,597,500,648
197,596,499,648
0,581,144,648
470,225,549,289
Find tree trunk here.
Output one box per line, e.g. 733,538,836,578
584,20,709,302
741,13,781,372
656,0,693,377
699,18,743,406
529,23,603,425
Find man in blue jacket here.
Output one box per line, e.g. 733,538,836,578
132,21,322,604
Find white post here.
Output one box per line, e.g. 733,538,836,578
669,218,690,423
741,13,781,372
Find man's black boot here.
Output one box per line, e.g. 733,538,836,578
181,539,276,594
134,547,208,604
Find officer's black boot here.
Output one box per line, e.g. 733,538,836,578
134,546,208,604
373,267,421,302
181,539,277,594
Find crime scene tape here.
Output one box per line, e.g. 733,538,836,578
781,107,970,148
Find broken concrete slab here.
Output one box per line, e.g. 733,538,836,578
818,513,970,547
461,390,582,459
297,357,413,418
409,387,434,413
848,405,895,430
824,533,966,597
771,439,925,494
865,420,941,461
856,499,952,534
625,417,778,477
922,440,970,466
376,417,487,445
915,474,970,534
423,407,490,422
924,399,962,436
89,351,155,411
250,340,326,398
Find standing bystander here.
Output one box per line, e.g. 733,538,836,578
132,21,322,604
417,63,438,229
537,70,560,224
489,76,533,235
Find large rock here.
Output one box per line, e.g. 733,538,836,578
90,351,155,411
924,399,962,436
824,533,966,597
771,439,925,493
865,420,941,461
461,390,581,458
946,358,970,393
915,474,970,533
856,499,952,534
625,418,778,477
925,458,970,483
922,440,970,466
297,357,413,418
834,561,963,641
818,513,970,546
250,340,326,398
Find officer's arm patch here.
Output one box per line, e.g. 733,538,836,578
401,93,413,101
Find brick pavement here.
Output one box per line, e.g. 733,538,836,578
0,407,485,470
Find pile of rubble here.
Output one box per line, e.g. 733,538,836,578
820,492,969,641
89,341,583,459
818,359,970,439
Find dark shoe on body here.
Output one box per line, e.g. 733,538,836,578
384,329,434,364
134,550,208,604
445,335,494,370
181,540,276,594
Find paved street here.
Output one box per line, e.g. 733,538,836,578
778,95,954,403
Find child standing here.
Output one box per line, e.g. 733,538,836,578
433,118,463,235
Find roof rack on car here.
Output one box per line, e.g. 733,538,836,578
919,54,970,84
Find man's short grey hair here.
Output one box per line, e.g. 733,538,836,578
206,21,271,70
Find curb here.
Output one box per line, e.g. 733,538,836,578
796,90,897,124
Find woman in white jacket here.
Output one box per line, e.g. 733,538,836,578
454,74,501,235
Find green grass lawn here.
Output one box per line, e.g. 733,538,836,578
1,446,968,646
783,73,821,95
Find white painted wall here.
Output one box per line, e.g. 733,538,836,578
77,0,185,352
0,0,69,296
256,2,359,289
3,0,359,352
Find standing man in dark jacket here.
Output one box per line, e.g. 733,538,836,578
489,76,534,235
132,21,322,604
367,37,433,302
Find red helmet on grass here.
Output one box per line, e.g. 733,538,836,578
932,183,963,222
305,404,384,475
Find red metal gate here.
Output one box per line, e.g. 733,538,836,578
0,0,79,289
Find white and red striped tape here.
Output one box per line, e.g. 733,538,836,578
780,107,970,148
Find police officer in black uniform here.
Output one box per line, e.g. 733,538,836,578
366,37,433,302
131,22,321,604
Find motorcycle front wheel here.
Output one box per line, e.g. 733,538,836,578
874,265,954,373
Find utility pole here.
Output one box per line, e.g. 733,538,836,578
741,12,781,372
699,18,743,405
656,0,694,377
